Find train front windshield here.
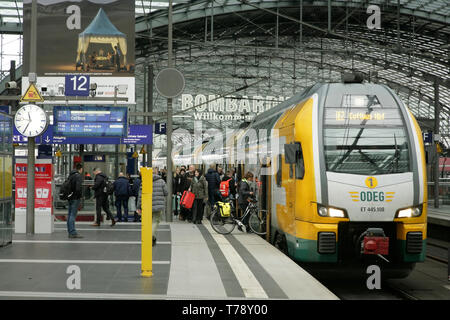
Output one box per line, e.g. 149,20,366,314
323,94,411,175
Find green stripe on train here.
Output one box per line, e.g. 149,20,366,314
396,239,426,263
286,234,338,263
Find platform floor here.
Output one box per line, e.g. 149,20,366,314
0,219,338,300
427,204,450,227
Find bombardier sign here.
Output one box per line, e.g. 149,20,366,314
180,94,289,121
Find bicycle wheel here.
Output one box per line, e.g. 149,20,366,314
210,207,236,235
248,211,267,235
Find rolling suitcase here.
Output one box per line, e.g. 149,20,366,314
180,190,195,209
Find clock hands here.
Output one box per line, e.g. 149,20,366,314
24,121,30,134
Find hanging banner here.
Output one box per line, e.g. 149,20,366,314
22,0,135,104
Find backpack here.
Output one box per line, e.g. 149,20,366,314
103,177,114,195
60,175,74,200
219,179,232,197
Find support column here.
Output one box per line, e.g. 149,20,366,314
433,79,440,208
26,0,38,235
148,65,153,168
143,65,147,166
166,0,174,222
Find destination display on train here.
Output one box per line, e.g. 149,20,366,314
53,106,128,137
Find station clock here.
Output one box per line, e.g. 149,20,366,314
14,104,49,137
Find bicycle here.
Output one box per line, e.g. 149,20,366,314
210,197,267,235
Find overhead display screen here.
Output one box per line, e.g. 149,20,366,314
53,106,128,137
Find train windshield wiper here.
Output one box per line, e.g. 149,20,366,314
386,134,401,173
358,149,383,174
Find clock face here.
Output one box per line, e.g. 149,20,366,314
14,104,49,137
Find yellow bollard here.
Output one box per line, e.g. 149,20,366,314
141,167,153,277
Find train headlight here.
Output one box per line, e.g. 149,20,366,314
318,206,328,217
396,204,423,218
329,208,345,218
317,205,347,218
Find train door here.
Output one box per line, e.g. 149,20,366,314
280,127,296,241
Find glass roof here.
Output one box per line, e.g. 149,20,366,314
1,0,449,148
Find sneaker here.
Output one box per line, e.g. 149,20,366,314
68,234,83,239
91,223,100,227
111,219,116,227
237,225,243,232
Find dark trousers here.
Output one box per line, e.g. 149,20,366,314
208,189,220,208
115,195,129,221
173,194,180,215
193,199,205,222
180,207,190,220
67,199,81,235
96,194,113,224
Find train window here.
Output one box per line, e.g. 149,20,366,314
276,154,282,187
323,95,410,175
295,143,305,180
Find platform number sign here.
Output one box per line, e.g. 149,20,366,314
65,75,90,96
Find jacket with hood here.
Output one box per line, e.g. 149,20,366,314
93,172,108,198
68,170,83,200
113,176,130,197
137,174,168,212
205,168,220,191
190,175,208,200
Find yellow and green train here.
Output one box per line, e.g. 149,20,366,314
191,77,427,277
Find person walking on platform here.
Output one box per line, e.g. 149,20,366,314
217,166,224,180
205,164,221,209
173,167,181,217
92,168,116,227
137,171,168,246
189,169,208,224
238,171,255,233
113,172,130,222
67,163,83,238
177,168,190,221
221,170,237,200
132,172,141,222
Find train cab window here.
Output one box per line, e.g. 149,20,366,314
295,143,305,179
323,94,410,175
284,142,305,180
276,154,282,187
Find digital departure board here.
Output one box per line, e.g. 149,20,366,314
53,106,128,137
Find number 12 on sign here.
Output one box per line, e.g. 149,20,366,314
65,75,90,96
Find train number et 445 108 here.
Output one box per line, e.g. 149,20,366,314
361,207,385,213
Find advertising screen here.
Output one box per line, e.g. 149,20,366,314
22,0,135,104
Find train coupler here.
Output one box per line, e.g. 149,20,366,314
359,228,390,257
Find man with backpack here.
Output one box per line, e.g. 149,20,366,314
113,172,130,222
65,163,84,238
92,168,116,227
220,170,236,200
238,171,255,233
205,164,221,208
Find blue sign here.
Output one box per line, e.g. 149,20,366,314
53,106,128,137
423,131,433,144
14,125,152,145
155,122,166,134
0,105,10,114
65,75,90,96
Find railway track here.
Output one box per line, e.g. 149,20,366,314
426,239,449,264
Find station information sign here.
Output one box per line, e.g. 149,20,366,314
53,106,128,137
